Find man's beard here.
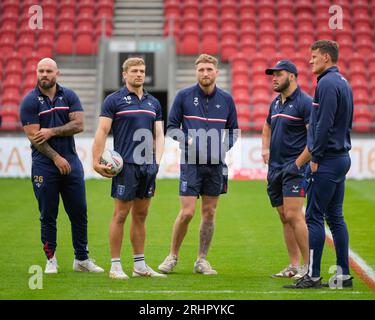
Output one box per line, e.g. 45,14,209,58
38,78,56,89
274,77,290,92
199,78,214,87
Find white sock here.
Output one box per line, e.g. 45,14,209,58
311,276,321,281
134,254,146,271
110,258,122,272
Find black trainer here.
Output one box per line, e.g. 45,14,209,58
283,274,322,289
322,276,353,288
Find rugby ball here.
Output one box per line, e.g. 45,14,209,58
100,150,123,174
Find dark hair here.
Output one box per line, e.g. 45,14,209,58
311,40,339,63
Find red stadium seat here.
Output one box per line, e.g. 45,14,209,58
164,0,180,19
41,0,58,16
353,106,371,133
348,53,366,74
38,38,54,57
0,36,15,57
221,0,238,16
295,0,313,14
56,26,74,54
163,18,180,38
221,12,238,30
220,38,238,62
0,12,18,29
5,52,23,72
201,31,219,55
239,13,256,30
95,18,113,37
181,27,199,55
258,16,275,34
257,0,274,16
367,53,375,74
77,14,95,30
259,32,276,56
239,36,256,56
251,54,269,75
221,25,238,43
277,0,293,15
182,14,199,29
202,0,218,15
2,0,19,15
58,1,76,16
17,37,35,55
78,1,96,15
201,15,218,32
0,105,20,131
0,26,17,44
239,0,255,15
76,30,95,55
355,32,374,56
352,0,369,16
57,13,75,30
182,0,199,16
353,16,371,33
1,91,21,107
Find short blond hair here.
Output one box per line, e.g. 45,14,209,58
122,57,145,72
195,54,218,68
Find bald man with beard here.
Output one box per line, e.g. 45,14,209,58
19,58,104,274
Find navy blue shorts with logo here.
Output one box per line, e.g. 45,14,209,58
267,162,307,207
111,163,158,201
179,163,228,197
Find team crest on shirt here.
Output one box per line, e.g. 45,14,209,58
193,97,199,106
38,96,44,104
123,96,132,104
148,102,153,107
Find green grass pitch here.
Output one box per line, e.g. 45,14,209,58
0,178,374,300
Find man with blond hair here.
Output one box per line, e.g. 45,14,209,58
20,58,104,274
92,57,165,279
158,54,238,275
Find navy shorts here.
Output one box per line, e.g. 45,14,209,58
267,162,307,207
179,163,228,197
111,163,158,201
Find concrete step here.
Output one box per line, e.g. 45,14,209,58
59,69,97,75
114,15,164,22
114,22,164,29
113,29,163,36
114,9,163,16
115,2,164,9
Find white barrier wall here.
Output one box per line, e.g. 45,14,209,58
0,136,375,179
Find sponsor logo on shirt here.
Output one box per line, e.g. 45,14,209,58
193,97,199,106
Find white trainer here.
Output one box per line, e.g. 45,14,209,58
73,258,104,273
194,259,217,275
271,265,298,278
158,254,178,273
45,256,58,274
109,269,129,280
133,265,167,278
292,265,308,280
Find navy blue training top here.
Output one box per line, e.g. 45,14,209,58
20,84,83,165
307,66,353,163
167,84,238,164
100,86,162,164
266,86,312,169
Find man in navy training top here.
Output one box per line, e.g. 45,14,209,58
20,58,104,274
92,57,165,280
284,40,354,289
262,60,312,280
158,54,238,275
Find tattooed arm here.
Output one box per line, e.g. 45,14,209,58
33,111,84,144
23,124,71,175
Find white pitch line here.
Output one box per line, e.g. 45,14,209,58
109,290,365,295
325,227,375,283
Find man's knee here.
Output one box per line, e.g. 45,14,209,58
179,208,195,223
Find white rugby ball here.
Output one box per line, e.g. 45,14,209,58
100,150,123,174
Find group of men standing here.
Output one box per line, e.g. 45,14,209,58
19,39,354,289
